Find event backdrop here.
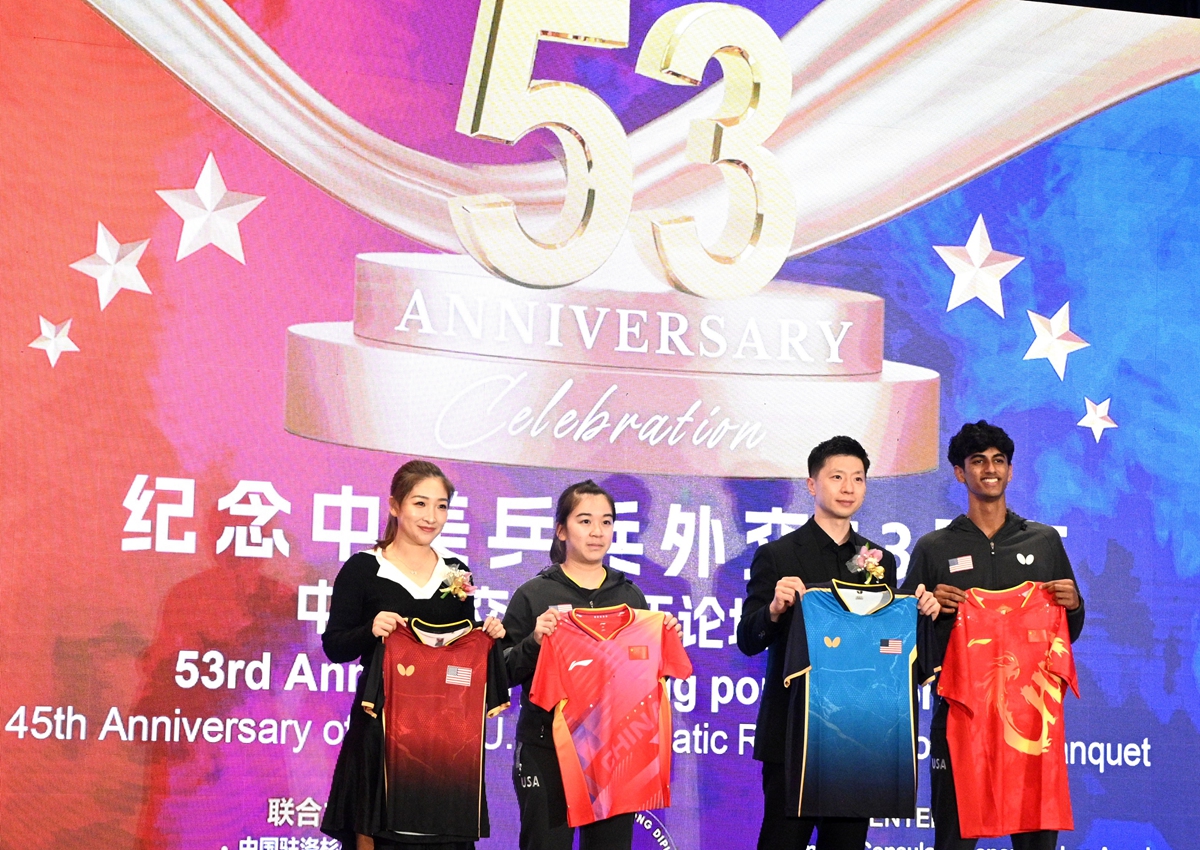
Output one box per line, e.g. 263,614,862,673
4,0,1200,848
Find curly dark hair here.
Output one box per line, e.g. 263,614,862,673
947,420,1015,468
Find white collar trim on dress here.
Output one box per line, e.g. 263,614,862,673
372,548,453,600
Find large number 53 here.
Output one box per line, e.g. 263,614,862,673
452,0,795,299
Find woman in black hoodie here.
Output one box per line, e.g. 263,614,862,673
501,480,678,850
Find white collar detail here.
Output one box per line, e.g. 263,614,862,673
373,549,452,599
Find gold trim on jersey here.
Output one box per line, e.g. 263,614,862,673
967,580,1038,610
568,603,637,641
409,617,476,646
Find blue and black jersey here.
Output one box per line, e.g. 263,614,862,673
782,580,936,819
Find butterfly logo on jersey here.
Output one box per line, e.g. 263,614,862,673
396,663,415,676
823,636,841,648
1017,553,1036,565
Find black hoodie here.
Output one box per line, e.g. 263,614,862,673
500,564,648,747
900,510,1085,669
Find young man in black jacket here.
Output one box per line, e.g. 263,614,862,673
900,420,1084,850
737,435,939,850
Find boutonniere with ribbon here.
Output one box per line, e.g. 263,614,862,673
439,566,477,600
847,545,885,583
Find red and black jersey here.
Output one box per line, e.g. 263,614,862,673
361,619,510,840
530,605,692,827
938,582,1078,838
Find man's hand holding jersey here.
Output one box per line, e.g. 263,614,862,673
769,576,807,622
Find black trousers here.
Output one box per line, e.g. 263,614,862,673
756,760,870,850
512,741,635,850
930,700,1059,850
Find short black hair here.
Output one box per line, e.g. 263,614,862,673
807,436,870,478
947,420,1015,468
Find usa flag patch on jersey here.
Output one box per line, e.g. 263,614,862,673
445,665,473,687
948,555,974,573
879,639,902,654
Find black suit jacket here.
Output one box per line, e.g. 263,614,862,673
736,518,897,762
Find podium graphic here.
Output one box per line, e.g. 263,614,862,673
286,252,939,477
80,0,1200,476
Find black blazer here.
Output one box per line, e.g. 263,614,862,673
736,518,897,762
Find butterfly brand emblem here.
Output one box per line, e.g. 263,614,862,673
1017,553,1035,565
396,663,415,676
823,636,841,648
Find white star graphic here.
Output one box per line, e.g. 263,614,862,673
157,153,264,263
934,215,1024,318
1077,397,1118,443
28,316,80,367
1023,302,1090,380
68,222,151,310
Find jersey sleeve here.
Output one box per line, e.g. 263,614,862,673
916,606,941,685
659,615,693,681
528,631,566,711
1046,605,1080,699
782,595,811,687
359,638,385,718
485,636,512,717
937,607,975,716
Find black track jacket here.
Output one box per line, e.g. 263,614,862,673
899,510,1086,670
500,564,648,748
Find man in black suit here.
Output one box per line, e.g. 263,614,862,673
737,435,938,850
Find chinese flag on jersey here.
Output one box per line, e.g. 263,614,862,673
939,582,1079,838
530,606,693,826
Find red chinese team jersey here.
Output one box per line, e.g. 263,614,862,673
361,620,509,839
530,605,693,826
938,582,1079,838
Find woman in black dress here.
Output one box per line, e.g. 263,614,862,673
320,460,504,850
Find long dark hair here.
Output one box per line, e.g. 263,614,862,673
377,460,455,549
549,479,616,565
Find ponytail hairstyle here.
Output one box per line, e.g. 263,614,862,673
377,460,455,549
549,479,617,565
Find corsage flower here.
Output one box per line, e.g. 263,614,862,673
846,545,885,583
439,566,476,600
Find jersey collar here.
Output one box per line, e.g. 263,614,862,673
967,580,1039,611
829,579,894,615
569,604,635,640
408,618,476,646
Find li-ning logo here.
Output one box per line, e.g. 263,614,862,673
569,659,594,671
823,636,841,648
396,663,415,676
1017,553,1035,565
